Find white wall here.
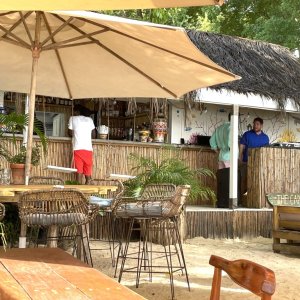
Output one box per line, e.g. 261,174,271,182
170,103,300,144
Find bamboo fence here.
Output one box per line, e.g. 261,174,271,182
247,147,300,208
185,208,273,239
0,138,218,205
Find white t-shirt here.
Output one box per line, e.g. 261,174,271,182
68,116,95,151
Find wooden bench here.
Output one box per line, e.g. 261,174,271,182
266,193,300,254
0,248,146,300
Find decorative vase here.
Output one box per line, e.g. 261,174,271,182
10,163,25,185
152,118,168,143
139,130,150,142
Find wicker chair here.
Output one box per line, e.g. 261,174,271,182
18,189,99,266
29,176,64,185
0,203,5,222
89,179,124,266
114,184,190,300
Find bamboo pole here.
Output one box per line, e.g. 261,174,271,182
25,11,42,185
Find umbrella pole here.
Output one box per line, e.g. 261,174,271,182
25,12,41,185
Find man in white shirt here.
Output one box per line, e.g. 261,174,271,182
68,105,96,184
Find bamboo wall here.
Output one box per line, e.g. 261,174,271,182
185,208,273,239
0,137,218,205
247,147,300,208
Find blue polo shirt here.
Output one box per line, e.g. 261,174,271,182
240,130,269,162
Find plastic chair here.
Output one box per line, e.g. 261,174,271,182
209,255,276,300
18,189,99,266
89,179,124,266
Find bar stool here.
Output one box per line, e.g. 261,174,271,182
114,184,191,300
18,189,99,266
89,179,124,266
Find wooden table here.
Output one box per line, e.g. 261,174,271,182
0,185,117,202
0,248,146,300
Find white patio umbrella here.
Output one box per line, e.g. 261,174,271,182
0,0,224,10
0,11,238,183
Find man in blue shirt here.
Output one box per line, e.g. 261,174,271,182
239,117,269,163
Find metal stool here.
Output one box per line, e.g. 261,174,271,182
114,184,190,300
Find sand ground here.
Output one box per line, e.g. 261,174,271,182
91,237,300,300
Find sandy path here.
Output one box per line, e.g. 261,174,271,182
91,237,300,300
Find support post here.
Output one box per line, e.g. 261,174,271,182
22,94,29,147
229,104,239,209
25,12,41,185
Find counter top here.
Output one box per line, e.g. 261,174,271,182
4,134,213,151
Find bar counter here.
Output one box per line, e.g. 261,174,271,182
0,136,218,205
247,146,300,208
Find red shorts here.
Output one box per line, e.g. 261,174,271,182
73,150,93,176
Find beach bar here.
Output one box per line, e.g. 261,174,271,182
1,29,300,240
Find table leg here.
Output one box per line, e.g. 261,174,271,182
19,221,27,248
47,225,58,248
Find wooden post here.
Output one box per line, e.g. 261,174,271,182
22,94,29,147
25,12,41,185
229,104,239,208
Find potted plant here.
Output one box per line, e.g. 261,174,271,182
124,146,216,205
0,112,47,184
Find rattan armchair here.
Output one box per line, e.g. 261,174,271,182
28,176,64,185
18,189,99,266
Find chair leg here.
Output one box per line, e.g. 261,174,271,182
173,217,190,291
210,267,222,300
78,224,93,267
164,221,175,300
118,218,134,283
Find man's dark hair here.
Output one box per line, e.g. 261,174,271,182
253,117,263,125
74,104,91,117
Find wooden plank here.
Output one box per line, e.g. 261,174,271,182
273,230,300,240
273,243,300,255
0,263,31,300
0,248,146,300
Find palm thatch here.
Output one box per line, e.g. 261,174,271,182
187,30,300,110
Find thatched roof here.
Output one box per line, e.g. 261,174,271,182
187,30,300,109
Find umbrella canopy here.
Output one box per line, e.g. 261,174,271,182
0,11,237,99
0,0,224,11
0,10,238,182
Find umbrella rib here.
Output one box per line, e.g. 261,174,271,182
19,11,34,46
0,36,30,49
40,16,75,47
75,16,235,78
52,14,178,98
42,12,73,99
43,41,97,51
42,28,109,51
0,11,15,17
0,22,31,49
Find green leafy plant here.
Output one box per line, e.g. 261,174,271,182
0,112,47,165
124,147,216,205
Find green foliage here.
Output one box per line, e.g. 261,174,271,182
102,0,300,51
0,112,47,165
1,204,20,248
124,147,216,205
65,180,81,185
